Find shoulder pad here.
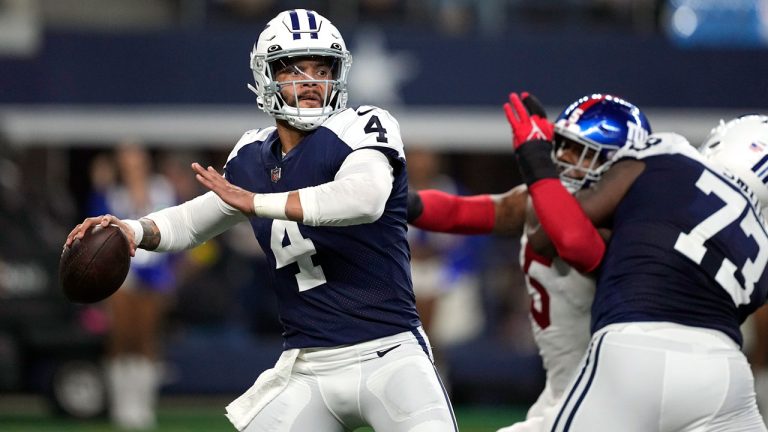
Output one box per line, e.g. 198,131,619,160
323,106,405,158
226,127,275,164
614,132,703,162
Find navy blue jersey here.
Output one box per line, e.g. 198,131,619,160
592,133,768,345
223,106,420,349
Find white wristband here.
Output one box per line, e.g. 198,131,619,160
123,219,143,245
253,192,289,219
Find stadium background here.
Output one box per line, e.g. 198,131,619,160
0,0,766,430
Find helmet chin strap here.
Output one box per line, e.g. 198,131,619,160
247,83,258,96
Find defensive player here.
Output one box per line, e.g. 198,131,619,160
408,93,651,431
66,9,457,432
509,90,768,430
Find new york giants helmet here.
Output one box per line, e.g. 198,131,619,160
249,9,352,131
701,114,768,217
553,94,651,191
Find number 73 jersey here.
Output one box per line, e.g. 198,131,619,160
222,106,420,349
592,132,768,346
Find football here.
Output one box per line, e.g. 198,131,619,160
59,224,131,303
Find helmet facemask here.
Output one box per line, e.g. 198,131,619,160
552,130,616,192
250,48,351,131
549,94,650,192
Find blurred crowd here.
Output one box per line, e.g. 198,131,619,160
3,0,664,36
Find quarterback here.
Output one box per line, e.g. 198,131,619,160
66,9,457,432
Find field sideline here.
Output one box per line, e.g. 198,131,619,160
0,394,527,431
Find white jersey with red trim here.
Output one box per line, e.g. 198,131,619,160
518,234,594,419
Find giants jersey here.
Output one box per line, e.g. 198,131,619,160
592,132,768,345
520,234,595,400
223,106,420,349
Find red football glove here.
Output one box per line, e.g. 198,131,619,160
503,92,554,149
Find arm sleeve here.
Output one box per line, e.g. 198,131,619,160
299,148,394,226
411,190,495,234
145,191,249,251
528,178,605,273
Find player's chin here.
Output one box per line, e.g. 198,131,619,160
298,100,322,109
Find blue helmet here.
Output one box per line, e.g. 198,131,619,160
552,94,651,191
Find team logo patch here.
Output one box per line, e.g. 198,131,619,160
750,141,766,153
271,167,282,182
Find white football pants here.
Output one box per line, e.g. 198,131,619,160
546,322,767,432
237,328,457,432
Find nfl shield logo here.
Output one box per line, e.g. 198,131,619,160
270,167,281,183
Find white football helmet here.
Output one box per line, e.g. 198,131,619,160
249,9,352,131
701,114,768,217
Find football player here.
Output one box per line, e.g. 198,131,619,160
66,9,457,432
511,92,768,430
408,93,651,431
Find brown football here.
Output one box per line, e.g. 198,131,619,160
59,224,130,303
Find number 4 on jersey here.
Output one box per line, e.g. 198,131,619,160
364,115,388,143
271,220,327,292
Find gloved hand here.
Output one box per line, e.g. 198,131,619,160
503,92,554,149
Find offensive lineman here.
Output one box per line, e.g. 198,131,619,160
510,90,768,429
66,9,457,432
408,93,651,431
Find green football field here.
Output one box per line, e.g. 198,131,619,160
0,395,527,431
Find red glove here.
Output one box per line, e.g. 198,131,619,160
503,92,554,149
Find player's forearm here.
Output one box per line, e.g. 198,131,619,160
138,218,160,250
251,178,387,226
122,218,160,251
252,190,303,221
408,189,496,235
528,179,605,273
249,149,392,226
515,140,605,272
127,191,247,252
489,185,528,236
